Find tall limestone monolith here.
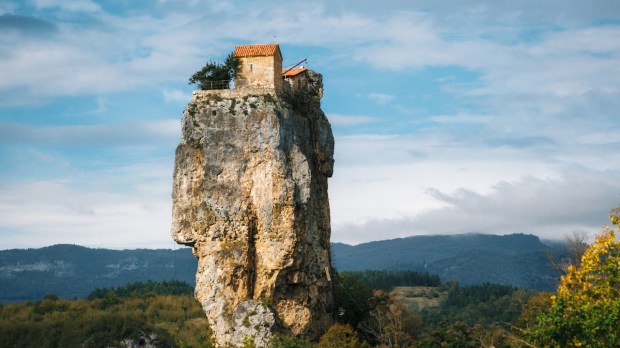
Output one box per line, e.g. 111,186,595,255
170,70,335,347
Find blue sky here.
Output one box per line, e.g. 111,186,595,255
1,0,620,249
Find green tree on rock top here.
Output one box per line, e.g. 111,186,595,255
189,53,239,90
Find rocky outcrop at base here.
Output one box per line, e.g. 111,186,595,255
170,71,335,347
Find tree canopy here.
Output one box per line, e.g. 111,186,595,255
533,206,620,347
189,53,239,90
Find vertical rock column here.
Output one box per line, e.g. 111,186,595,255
170,71,334,347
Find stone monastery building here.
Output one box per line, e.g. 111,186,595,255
233,43,308,93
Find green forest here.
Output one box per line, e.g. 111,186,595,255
1,207,619,347
0,232,563,304
0,280,213,348
0,274,535,348
0,264,613,347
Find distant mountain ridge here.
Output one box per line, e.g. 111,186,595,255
332,233,560,291
0,233,562,303
0,244,196,303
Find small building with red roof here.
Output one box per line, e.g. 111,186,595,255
233,44,283,91
282,67,309,92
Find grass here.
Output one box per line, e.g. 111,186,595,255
391,286,446,311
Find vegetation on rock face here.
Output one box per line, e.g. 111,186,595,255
269,334,314,348
189,53,239,90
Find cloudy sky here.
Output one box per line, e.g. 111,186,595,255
1,0,620,249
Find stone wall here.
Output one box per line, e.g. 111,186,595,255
236,55,283,91
284,72,308,93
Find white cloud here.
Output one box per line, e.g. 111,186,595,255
329,132,558,229
0,37,134,103
332,168,620,245
0,157,175,249
0,120,180,146
2,1,618,111
162,88,190,104
429,113,491,125
328,124,620,244
576,129,620,146
465,27,620,103
0,9,211,105
366,92,394,104
1,0,619,249
30,0,101,13
327,113,379,126
0,2,18,14
75,96,108,115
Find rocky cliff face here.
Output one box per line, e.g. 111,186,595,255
170,71,334,347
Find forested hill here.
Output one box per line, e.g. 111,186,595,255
332,233,561,291
0,233,562,303
0,244,196,303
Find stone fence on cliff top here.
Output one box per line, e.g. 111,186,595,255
191,76,308,101
191,86,276,101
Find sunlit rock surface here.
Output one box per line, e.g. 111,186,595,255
171,71,334,347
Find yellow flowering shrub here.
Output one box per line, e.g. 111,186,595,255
533,206,620,347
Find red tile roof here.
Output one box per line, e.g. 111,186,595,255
282,67,308,77
233,44,281,58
